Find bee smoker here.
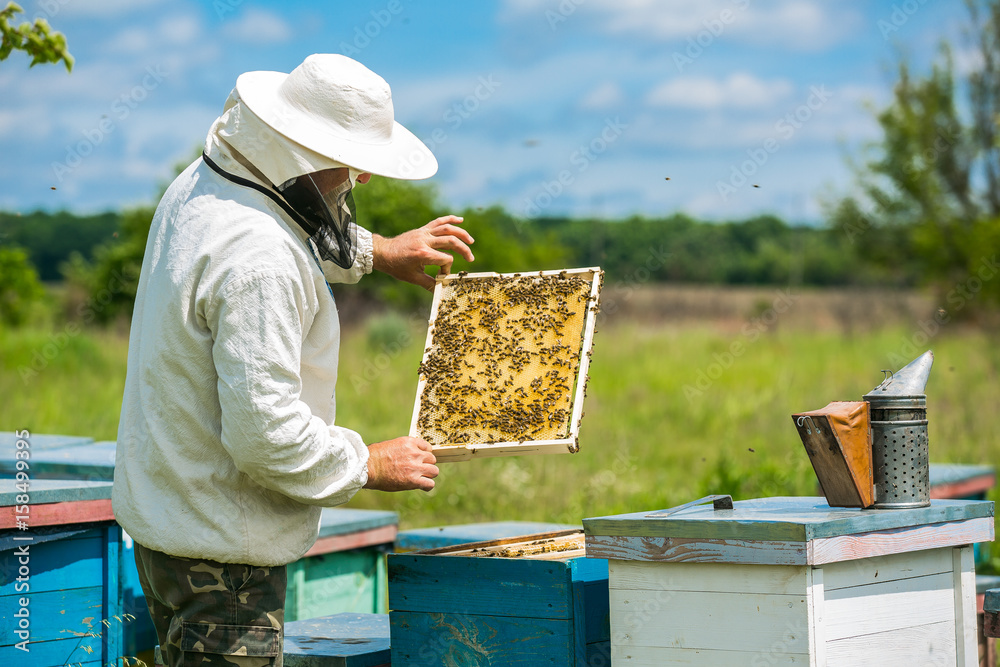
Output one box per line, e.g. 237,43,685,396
863,351,934,509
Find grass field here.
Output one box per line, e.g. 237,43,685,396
2,285,998,534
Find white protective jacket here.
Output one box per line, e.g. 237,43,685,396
112,94,375,566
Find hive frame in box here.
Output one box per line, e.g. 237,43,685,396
409,267,603,461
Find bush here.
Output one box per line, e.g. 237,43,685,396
0,245,45,327
62,206,153,324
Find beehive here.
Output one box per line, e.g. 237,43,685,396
584,497,993,666
388,530,611,666
0,479,124,667
410,268,603,461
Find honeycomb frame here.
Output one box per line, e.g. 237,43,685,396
409,267,603,461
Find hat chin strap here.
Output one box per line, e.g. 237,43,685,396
201,151,321,239
202,150,357,270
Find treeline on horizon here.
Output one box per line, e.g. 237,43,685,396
0,202,912,293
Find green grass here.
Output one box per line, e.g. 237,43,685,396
0,324,128,441
337,315,1000,530
2,304,998,533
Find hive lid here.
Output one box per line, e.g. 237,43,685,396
583,496,993,543
317,507,398,538
864,350,934,399
0,478,112,506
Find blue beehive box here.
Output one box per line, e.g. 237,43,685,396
388,529,610,666
0,437,155,656
0,479,124,667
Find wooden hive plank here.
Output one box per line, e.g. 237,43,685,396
0,586,106,645
820,547,953,591
808,516,993,565
389,553,575,618
1,637,106,667
391,611,578,666
0,530,104,596
610,644,811,666
825,621,957,666
608,588,810,654
823,571,956,641
953,546,977,666
608,559,809,596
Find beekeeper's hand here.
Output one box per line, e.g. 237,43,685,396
364,437,439,492
372,215,474,291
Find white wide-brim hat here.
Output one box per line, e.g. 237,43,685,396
236,54,437,180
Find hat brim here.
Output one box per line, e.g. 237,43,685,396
236,70,438,181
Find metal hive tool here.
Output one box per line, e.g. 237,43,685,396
409,268,603,461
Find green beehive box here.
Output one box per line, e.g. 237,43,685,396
285,508,398,622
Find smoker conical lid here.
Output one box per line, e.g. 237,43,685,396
864,350,933,398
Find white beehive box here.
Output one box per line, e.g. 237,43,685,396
410,268,602,461
584,496,994,666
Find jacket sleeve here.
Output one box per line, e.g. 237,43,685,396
206,268,369,506
318,225,373,284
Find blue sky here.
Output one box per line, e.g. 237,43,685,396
0,0,976,223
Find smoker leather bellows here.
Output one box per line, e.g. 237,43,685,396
863,351,934,509
792,401,873,508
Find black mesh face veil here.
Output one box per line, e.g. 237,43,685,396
279,169,358,270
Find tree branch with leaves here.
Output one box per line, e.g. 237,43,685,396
0,2,73,71
828,0,1000,306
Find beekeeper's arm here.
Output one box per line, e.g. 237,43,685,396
208,268,436,502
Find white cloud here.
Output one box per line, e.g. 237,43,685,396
580,81,625,109
103,14,202,54
501,0,861,52
160,14,201,45
221,8,293,44
103,27,151,54
31,0,167,20
646,73,793,110
391,49,635,129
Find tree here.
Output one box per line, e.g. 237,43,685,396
62,207,152,324
0,2,73,71
0,245,45,327
351,176,567,309
828,0,1000,306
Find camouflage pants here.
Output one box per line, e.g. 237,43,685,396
133,542,287,667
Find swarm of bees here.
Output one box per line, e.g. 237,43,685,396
414,269,602,448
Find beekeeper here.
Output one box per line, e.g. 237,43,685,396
112,54,473,666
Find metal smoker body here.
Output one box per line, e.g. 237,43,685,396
863,351,933,509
